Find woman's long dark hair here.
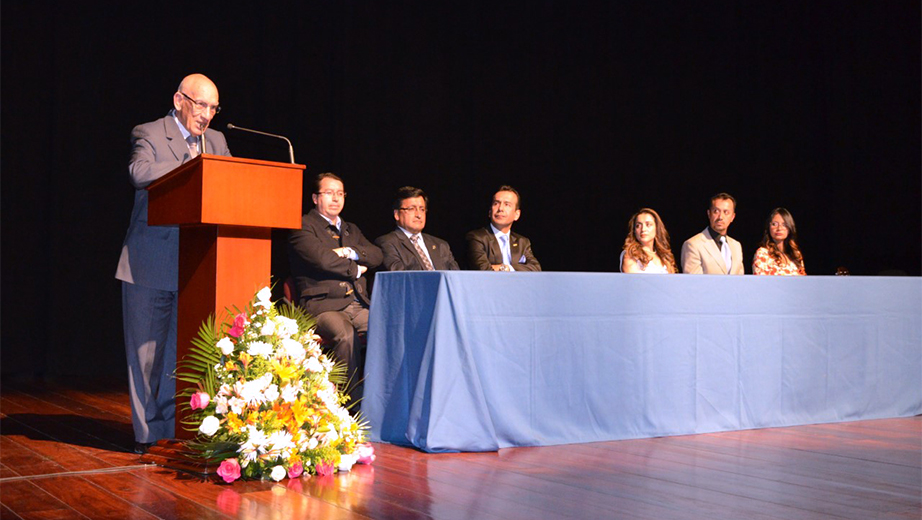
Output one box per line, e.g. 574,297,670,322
758,207,804,273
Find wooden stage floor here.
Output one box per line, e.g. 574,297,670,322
1,378,919,519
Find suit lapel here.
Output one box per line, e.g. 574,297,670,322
396,231,423,269
487,229,502,264
702,229,727,272
422,233,442,270
509,234,522,264
163,114,190,162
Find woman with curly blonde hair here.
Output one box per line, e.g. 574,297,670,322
752,207,806,276
620,208,677,274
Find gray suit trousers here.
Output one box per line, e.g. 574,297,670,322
122,282,177,443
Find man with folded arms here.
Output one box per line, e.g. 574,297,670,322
287,173,383,404
375,186,460,271
681,192,745,274
466,185,541,272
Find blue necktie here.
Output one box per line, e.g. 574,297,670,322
499,234,512,266
721,236,731,273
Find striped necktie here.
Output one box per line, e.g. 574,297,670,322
411,235,435,271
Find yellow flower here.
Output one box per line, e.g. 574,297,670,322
238,352,252,369
225,412,244,433
272,360,299,383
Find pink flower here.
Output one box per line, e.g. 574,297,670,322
315,461,334,476
355,443,376,465
189,391,210,411
217,458,241,483
287,461,304,479
228,313,248,338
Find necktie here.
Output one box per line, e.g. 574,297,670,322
499,234,512,266
186,135,199,157
411,235,435,271
721,236,732,273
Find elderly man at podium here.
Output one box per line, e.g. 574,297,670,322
287,172,383,407
115,73,231,454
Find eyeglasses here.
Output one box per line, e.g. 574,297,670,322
398,206,427,214
317,190,346,198
179,91,221,115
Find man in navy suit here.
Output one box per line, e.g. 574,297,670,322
115,74,231,453
375,186,460,271
465,185,541,272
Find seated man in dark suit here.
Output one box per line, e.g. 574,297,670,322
375,186,460,271
287,173,383,404
465,185,541,271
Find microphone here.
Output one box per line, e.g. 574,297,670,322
226,123,296,164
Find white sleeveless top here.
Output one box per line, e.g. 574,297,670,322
620,251,669,274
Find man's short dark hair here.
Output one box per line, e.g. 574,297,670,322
392,186,428,210
314,172,343,193
496,185,521,210
709,192,736,211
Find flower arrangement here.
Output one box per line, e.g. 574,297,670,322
177,286,374,483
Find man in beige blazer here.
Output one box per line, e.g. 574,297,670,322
681,193,745,274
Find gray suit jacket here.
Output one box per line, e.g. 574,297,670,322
681,227,744,275
115,114,231,291
375,229,460,271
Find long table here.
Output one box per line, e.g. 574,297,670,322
362,272,921,452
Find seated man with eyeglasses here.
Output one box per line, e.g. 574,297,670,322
374,186,460,271
287,172,382,406
115,73,230,454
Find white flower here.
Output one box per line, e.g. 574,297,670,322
307,437,319,450
263,384,280,403
270,465,287,481
304,357,323,373
266,430,295,457
217,383,233,397
214,396,229,414
275,317,299,339
239,381,265,406
256,287,273,307
216,337,235,356
238,425,269,463
247,341,273,358
199,416,220,436
228,397,246,415
260,320,276,337
281,339,306,362
280,383,300,403
338,453,357,472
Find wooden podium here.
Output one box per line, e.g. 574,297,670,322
146,154,304,443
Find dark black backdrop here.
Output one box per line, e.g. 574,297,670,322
3,1,919,378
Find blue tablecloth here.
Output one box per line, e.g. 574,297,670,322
363,272,922,452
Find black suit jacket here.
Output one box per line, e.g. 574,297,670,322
465,227,541,271
287,209,383,315
375,229,460,271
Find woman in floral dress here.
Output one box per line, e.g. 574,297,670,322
752,208,806,276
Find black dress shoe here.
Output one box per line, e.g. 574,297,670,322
133,442,154,454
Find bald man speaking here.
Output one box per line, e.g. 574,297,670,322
115,74,231,453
